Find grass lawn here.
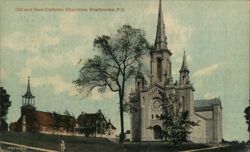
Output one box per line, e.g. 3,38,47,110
3,131,242,152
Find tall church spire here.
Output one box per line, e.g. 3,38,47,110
150,0,172,85
180,51,189,73
154,0,168,51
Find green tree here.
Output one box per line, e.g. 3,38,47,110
63,110,75,134
74,25,150,143
79,122,96,138
78,111,107,138
158,91,199,145
0,87,11,120
244,106,250,132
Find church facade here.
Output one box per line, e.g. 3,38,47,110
130,0,222,144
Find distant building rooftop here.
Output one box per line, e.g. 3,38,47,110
194,98,222,110
77,110,116,130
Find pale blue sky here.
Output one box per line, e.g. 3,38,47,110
0,0,249,141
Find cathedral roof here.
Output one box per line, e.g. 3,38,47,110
194,98,222,109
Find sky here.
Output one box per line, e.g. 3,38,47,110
0,0,249,141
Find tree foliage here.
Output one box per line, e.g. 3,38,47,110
52,111,75,133
74,25,150,142
79,123,96,138
0,87,11,120
244,106,250,132
158,91,199,145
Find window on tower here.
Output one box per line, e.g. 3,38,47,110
182,96,185,111
157,58,162,81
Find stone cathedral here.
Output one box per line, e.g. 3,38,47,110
130,0,222,143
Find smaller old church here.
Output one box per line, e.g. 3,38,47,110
130,0,222,144
9,77,76,135
9,77,116,138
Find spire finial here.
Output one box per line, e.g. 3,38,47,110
23,76,34,97
154,0,168,51
27,76,31,93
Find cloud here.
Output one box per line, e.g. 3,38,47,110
145,0,158,15
204,92,219,99
65,45,94,66
17,67,73,95
46,36,60,46
2,31,60,53
0,68,6,79
86,88,116,101
166,15,192,55
18,43,92,77
193,63,220,77
25,55,65,69
41,25,55,33
17,66,116,99
176,54,193,64
59,12,95,37
59,12,78,35
32,75,72,94
20,75,73,95
17,68,32,81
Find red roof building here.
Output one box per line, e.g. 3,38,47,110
10,77,116,138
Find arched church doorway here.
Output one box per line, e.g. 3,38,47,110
153,125,162,139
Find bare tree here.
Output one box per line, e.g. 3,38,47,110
73,25,150,143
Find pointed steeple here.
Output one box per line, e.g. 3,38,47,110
150,0,172,85
22,76,35,107
154,0,168,51
180,51,189,73
24,76,34,97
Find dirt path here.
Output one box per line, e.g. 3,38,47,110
179,145,229,152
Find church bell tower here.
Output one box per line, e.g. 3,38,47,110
22,76,35,107
21,77,36,127
150,0,172,85
179,51,190,85
178,52,195,116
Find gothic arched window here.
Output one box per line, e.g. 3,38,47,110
157,58,162,81
182,96,185,111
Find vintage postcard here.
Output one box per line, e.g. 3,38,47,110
0,0,249,151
